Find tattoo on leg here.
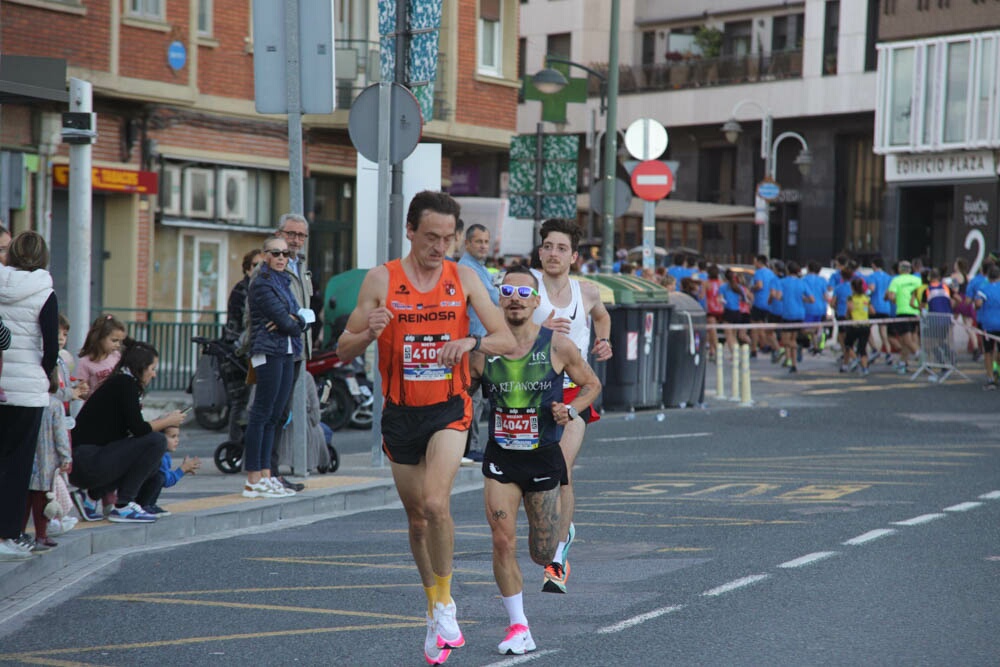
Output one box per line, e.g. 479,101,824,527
525,488,560,564
492,509,507,522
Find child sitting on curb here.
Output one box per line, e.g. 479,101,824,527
135,425,201,516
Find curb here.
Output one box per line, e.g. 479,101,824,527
0,467,483,608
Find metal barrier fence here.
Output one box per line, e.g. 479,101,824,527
103,309,227,392
912,312,969,383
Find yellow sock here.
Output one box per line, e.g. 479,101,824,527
423,585,436,616
434,573,453,607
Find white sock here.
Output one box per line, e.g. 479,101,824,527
552,541,567,565
502,592,528,627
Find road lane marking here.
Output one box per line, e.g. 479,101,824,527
597,606,684,634
596,432,712,442
482,649,561,666
943,502,983,512
843,529,897,545
979,490,1000,500
891,513,947,526
778,552,839,569
701,574,770,597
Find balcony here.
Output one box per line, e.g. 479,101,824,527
590,50,803,95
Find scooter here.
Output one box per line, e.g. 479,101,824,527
307,348,374,432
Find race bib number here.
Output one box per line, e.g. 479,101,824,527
494,406,540,450
402,333,453,381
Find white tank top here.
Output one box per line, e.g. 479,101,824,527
531,270,591,358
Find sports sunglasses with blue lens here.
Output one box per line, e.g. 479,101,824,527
499,284,539,299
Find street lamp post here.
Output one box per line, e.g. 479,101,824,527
530,0,620,272
722,100,811,259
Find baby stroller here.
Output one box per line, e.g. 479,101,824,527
190,336,252,474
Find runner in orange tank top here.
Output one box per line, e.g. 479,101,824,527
338,191,514,665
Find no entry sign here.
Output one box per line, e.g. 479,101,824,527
631,160,674,201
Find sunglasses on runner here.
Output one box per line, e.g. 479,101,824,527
499,285,539,299
265,249,292,258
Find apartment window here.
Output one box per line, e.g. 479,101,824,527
478,0,502,76
943,41,971,144
823,1,840,75
864,0,878,71
668,27,697,56
547,33,571,59
518,37,526,102
641,30,656,66
197,0,212,37
975,38,997,142
888,47,914,146
921,44,937,146
723,21,752,57
772,14,804,52
127,0,164,20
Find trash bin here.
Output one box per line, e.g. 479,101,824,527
662,292,707,408
579,274,671,411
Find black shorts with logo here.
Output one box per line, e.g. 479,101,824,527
381,394,470,465
482,440,567,494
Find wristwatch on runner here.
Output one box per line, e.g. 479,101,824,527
566,405,579,420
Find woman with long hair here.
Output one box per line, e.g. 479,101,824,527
69,339,185,523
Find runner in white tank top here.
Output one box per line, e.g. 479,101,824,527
531,269,591,359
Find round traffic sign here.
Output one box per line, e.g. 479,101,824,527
167,41,187,71
589,178,633,218
348,83,423,164
757,179,781,201
624,118,668,161
630,160,674,201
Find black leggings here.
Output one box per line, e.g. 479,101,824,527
70,432,167,506
0,405,44,539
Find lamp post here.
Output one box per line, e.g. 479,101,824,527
530,0,620,272
722,100,811,259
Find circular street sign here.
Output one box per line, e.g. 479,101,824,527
757,179,781,201
589,177,632,218
624,118,668,161
630,160,674,201
348,83,423,164
167,41,187,71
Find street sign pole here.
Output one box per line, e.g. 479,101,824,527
600,0,620,273
388,0,409,261
284,0,303,216
642,200,655,270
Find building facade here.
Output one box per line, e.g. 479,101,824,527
1,0,518,345
519,0,881,265
874,1,1000,270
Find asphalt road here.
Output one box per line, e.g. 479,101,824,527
2,363,999,666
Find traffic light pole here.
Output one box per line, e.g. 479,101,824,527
600,0,620,273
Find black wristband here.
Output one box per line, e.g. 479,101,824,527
470,335,482,352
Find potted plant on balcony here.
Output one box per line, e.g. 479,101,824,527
665,50,689,88
694,26,722,84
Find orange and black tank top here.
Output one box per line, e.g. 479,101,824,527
378,259,471,406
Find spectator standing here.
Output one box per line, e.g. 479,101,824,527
226,248,262,343
22,370,72,550
242,235,307,499
0,223,10,402
70,339,183,522
458,223,499,463
0,231,59,560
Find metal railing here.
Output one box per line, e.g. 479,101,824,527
589,50,803,95
102,308,227,392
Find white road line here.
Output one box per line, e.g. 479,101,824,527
843,529,897,546
597,432,712,442
891,513,947,526
778,551,839,569
979,491,1000,500
944,502,983,512
701,574,770,597
482,649,561,666
596,606,684,634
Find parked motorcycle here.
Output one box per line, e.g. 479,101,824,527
307,348,374,432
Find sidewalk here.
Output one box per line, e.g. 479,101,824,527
0,449,483,610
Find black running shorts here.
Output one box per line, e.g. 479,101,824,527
381,394,471,465
482,440,567,494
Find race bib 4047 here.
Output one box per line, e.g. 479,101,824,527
402,333,453,381
494,406,540,450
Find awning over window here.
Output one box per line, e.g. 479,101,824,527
0,55,68,104
577,193,754,222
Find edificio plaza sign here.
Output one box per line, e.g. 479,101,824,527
885,150,997,183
